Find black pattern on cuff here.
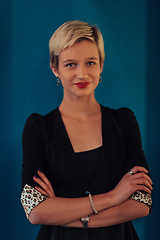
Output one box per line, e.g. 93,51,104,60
20,184,49,219
129,190,152,213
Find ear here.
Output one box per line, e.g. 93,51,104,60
50,63,59,78
100,61,104,74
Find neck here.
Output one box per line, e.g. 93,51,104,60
59,94,100,118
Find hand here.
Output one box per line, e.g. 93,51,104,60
33,170,55,198
111,166,153,206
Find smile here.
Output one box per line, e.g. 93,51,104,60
74,82,91,88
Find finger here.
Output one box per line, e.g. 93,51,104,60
34,176,54,197
35,185,49,197
37,170,54,194
131,172,153,186
131,166,149,175
135,179,153,192
128,170,134,175
129,174,153,192
136,184,152,194
33,175,54,197
127,171,153,191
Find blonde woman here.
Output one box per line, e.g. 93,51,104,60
21,20,152,240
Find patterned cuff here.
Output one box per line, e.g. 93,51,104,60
20,184,49,219
129,190,152,213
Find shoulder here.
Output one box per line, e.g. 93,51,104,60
114,107,136,125
101,105,138,132
101,105,135,119
23,107,59,135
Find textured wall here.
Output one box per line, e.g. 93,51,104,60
0,0,159,239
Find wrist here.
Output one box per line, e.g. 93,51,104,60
104,191,117,207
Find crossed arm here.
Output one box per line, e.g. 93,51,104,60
28,166,152,228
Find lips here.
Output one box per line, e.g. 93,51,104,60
75,82,91,88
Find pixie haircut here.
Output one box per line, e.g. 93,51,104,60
49,20,105,69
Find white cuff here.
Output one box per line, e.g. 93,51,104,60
20,184,49,219
129,190,152,213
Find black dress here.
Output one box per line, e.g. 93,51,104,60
21,105,151,240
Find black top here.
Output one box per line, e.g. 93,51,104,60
76,146,102,184
22,105,150,240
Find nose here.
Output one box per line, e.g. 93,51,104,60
76,65,88,79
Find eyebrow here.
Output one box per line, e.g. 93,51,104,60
87,57,99,61
63,57,98,64
63,59,75,64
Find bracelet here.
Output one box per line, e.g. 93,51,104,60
88,193,98,215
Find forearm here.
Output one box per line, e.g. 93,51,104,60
28,166,152,226
89,199,149,228
29,191,114,225
63,199,149,228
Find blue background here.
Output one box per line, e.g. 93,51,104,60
0,0,159,239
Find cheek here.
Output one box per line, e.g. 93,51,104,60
60,73,75,86
92,69,101,79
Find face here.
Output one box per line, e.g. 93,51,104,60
52,40,103,99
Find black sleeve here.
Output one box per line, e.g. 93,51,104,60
21,113,46,190
117,108,150,175
117,108,152,212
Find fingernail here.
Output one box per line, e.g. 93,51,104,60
38,170,42,173
34,175,37,178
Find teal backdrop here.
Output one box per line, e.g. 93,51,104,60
0,0,160,239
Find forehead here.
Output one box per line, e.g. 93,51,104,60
59,40,99,61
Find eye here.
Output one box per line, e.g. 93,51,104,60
65,63,75,68
87,61,96,66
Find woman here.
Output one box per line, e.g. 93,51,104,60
21,20,152,240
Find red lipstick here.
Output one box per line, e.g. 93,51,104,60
75,82,90,88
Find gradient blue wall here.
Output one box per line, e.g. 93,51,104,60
0,0,159,239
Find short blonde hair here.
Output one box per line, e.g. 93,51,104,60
49,20,105,69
